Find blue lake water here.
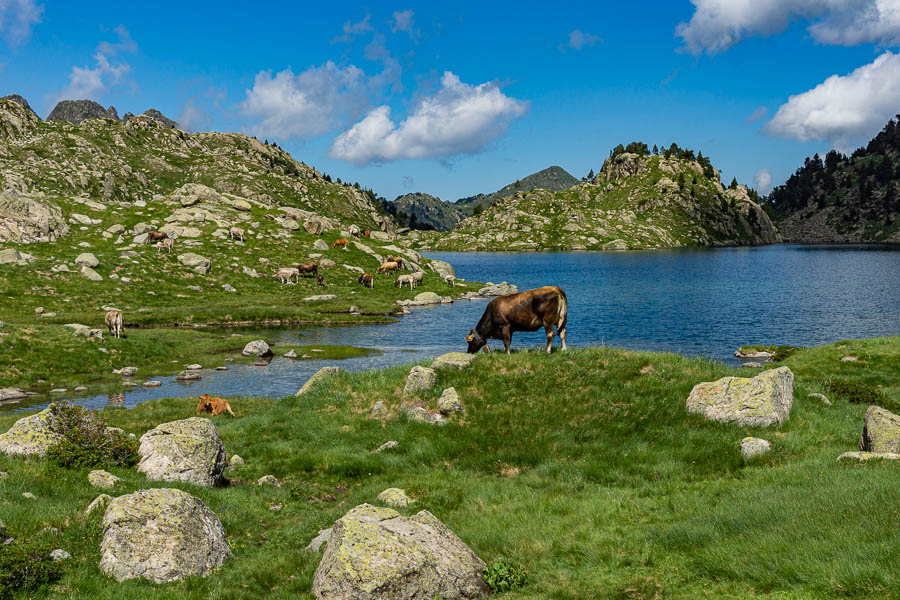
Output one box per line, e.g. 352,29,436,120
8,244,900,412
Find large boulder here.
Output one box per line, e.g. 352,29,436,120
100,488,231,583
75,252,99,268
0,409,62,456
685,366,794,428
81,266,103,281
0,191,70,243
859,405,900,453
137,418,226,487
177,253,211,274
404,366,437,394
296,366,341,397
242,340,273,357
478,282,517,296
0,387,28,403
304,217,326,235
413,291,442,305
0,248,35,264
427,259,455,280
312,504,486,599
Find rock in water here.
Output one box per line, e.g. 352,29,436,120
859,405,900,453
242,340,273,357
0,409,62,456
100,488,231,583
685,366,794,427
404,366,437,394
312,504,487,599
296,366,341,396
431,352,477,370
137,418,226,487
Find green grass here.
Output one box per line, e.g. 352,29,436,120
2,337,900,598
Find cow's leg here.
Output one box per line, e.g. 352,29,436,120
545,324,554,353
502,327,512,355
559,325,567,350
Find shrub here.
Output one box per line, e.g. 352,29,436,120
483,560,528,593
46,402,138,469
0,542,62,599
827,379,892,407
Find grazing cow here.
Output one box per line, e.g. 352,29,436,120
146,231,168,244
296,262,318,277
410,271,424,288
349,225,361,237
358,273,375,289
376,261,400,274
362,229,371,238
275,267,300,284
386,256,404,269
156,238,174,254
196,394,235,417
393,274,415,289
105,309,125,339
332,238,349,250
316,274,326,287
466,286,568,355
230,226,244,242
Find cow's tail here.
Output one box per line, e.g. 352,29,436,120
556,288,568,331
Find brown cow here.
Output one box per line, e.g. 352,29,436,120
358,273,374,289
297,262,318,277
105,309,125,339
466,286,568,355
376,261,399,274
145,231,168,244
332,238,350,250
361,229,371,238
316,274,326,287
196,394,235,417
385,256,404,269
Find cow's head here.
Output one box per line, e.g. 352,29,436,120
196,394,213,413
465,329,486,354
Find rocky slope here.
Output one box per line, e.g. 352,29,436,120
765,117,900,243
391,165,579,231
407,152,780,251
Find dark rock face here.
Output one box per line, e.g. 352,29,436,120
2,95,38,118
48,100,119,125
142,109,178,128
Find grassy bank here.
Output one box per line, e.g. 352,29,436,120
1,338,899,598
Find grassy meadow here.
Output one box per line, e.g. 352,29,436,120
1,337,899,598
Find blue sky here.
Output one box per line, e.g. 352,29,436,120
3,1,900,201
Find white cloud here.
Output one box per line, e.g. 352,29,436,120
754,168,773,194
330,71,528,165
567,29,601,50
391,10,418,37
676,0,900,55
240,62,367,139
0,0,42,46
178,97,211,133
765,51,900,147
59,26,136,101
332,13,373,43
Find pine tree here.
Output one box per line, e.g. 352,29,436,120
729,177,738,190
587,169,594,180
652,144,658,155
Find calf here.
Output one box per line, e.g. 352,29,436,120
230,226,244,242
332,238,349,250
196,394,235,417
444,274,456,287
376,261,400,274
466,286,568,355
146,231,168,244
297,262,318,277
105,309,125,339
358,272,375,289
156,238,174,253
275,267,300,284
393,273,415,289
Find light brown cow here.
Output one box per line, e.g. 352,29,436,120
386,256,404,269
332,238,350,250
146,231,168,244
105,309,124,339
296,262,318,277
358,273,375,288
156,238,174,253
230,226,244,242
196,394,235,417
376,261,399,274
275,267,300,284
361,229,371,238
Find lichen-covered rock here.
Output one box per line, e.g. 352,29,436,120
177,252,211,274
0,409,62,456
437,387,464,415
81,266,103,281
477,282,517,296
0,387,27,402
296,366,341,397
427,259,455,280
377,488,412,507
137,418,226,487
837,451,900,462
859,405,900,453
242,340,272,357
75,252,99,268
257,475,281,487
88,470,121,489
100,488,231,583
431,352,477,371
306,528,332,552
404,366,437,394
685,366,794,427
85,494,112,515
312,504,486,599
412,291,442,305
740,437,771,459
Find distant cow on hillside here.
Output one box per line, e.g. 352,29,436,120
105,309,125,339
275,267,300,284
156,238,174,253
376,261,399,274
332,238,349,250
296,262,318,277
394,274,415,289
466,286,568,355
358,273,374,289
230,226,244,242
146,231,168,244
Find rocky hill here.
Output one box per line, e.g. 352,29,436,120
406,149,780,251
765,117,900,243
46,99,180,129
390,166,579,231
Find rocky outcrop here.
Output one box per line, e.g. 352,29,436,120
2,94,38,118
137,418,226,487
48,100,119,124
0,191,70,243
686,367,794,428
312,504,487,599
100,488,231,582
859,406,900,454
296,366,341,397
0,409,62,456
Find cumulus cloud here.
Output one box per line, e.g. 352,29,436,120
765,51,900,147
59,26,136,101
391,10,418,37
754,168,773,194
330,71,528,165
566,29,601,50
0,0,43,46
240,62,367,139
676,0,900,55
